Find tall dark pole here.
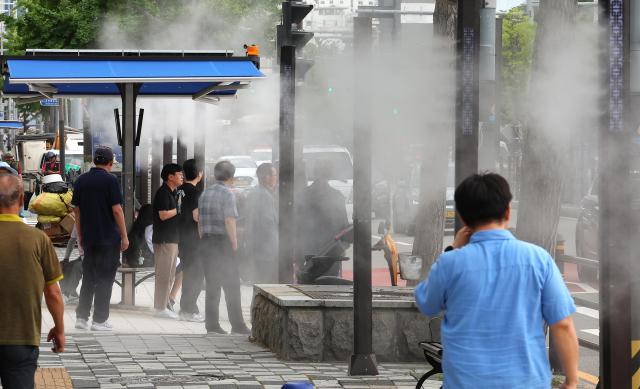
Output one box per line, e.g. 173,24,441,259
151,130,162,195
58,99,65,181
82,102,92,166
348,15,378,377
599,1,633,387
139,138,150,204
454,0,481,231
194,129,206,189
163,135,173,166
119,83,139,228
177,129,188,165
278,44,296,284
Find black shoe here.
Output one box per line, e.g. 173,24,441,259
207,325,228,335
167,299,175,312
231,325,251,335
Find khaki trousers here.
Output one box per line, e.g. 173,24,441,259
153,243,179,310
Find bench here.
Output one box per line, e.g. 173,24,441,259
114,267,155,306
415,341,443,389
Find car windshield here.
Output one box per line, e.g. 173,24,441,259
251,151,272,161
227,158,256,168
304,151,353,181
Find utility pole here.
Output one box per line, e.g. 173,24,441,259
58,99,65,181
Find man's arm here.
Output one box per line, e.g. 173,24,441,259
112,204,129,252
225,217,238,251
550,317,579,389
159,209,178,220
73,207,82,248
44,283,65,353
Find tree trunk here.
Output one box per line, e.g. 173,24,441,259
412,0,457,278
515,0,577,253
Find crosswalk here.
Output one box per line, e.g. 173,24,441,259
570,283,600,348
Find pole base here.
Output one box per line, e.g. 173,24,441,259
348,353,378,376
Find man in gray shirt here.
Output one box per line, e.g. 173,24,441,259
198,161,251,335
244,163,278,283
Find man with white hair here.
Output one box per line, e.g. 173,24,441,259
0,171,65,388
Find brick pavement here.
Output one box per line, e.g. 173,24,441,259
33,333,440,389
35,368,73,389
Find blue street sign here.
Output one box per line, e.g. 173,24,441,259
40,99,59,107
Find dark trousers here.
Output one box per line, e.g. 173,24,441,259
179,244,204,314
202,235,245,331
0,345,38,389
76,244,120,323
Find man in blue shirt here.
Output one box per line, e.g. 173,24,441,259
415,173,578,389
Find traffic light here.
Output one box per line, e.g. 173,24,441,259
277,1,314,79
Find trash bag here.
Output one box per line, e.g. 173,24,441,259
37,215,61,224
29,191,73,217
42,181,69,194
59,259,82,297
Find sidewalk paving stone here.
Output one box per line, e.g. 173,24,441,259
31,333,440,389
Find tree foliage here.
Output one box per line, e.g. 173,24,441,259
3,0,281,54
500,5,536,124
1,0,105,53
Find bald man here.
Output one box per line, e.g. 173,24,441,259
0,173,65,388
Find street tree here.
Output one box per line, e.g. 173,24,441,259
411,0,456,277
515,0,578,253
500,5,536,125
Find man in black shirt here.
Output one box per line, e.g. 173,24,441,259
298,160,349,276
72,146,129,331
152,163,183,319
178,159,204,321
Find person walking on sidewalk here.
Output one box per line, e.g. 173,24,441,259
0,173,65,388
152,163,184,319
178,159,205,322
198,161,251,335
72,146,129,332
415,173,578,389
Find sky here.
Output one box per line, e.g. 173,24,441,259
496,0,526,12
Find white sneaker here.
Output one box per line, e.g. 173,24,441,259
155,308,179,319
91,320,113,331
75,318,89,330
180,312,205,322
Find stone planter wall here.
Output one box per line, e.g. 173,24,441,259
251,285,439,362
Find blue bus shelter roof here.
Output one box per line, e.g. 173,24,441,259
0,120,23,129
1,54,264,103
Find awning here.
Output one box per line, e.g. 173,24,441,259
0,120,23,129
1,53,264,103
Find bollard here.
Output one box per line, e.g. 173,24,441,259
281,381,314,389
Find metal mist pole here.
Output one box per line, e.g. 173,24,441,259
599,0,633,387
348,15,378,377
278,44,296,284
454,0,481,232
